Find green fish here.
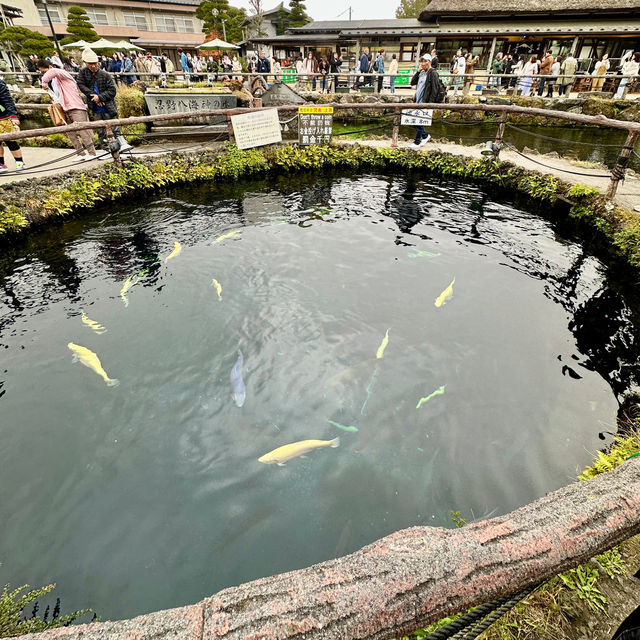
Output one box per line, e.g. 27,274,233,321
416,385,446,409
408,250,441,259
328,420,359,433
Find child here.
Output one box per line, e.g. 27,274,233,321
0,78,25,171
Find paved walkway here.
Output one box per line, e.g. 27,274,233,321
2,139,639,212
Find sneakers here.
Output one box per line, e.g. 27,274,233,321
410,142,421,149
72,155,87,163
419,134,431,146
84,154,98,161
0,164,7,172
119,141,133,153
15,161,25,170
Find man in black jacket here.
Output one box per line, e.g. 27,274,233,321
409,54,440,147
76,48,132,154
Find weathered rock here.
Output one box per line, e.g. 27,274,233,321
261,82,305,106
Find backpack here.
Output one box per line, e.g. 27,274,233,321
430,68,447,103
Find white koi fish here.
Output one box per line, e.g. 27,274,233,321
119,269,147,307
165,241,182,262
81,310,106,335
212,278,222,300
259,438,340,466
376,329,390,359
68,342,119,387
435,278,455,308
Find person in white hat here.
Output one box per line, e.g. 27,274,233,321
76,48,132,157
409,54,443,148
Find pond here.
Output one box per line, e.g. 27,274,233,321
1,171,639,622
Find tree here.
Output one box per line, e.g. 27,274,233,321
196,0,246,42
0,26,54,58
395,0,425,18
60,6,99,45
273,6,289,35
288,0,311,27
247,0,265,38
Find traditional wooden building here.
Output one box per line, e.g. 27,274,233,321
251,0,640,71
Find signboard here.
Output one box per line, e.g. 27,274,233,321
231,109,282,150
145,92,237,115
401,109,433,127
298,106,333,146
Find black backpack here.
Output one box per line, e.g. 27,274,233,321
433,71,447,103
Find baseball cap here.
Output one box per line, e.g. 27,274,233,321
421,54,432,62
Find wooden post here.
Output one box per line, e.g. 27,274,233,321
226,114,235,144
607,129,639,200
495,111,508,146
391,106,401,149
104,124,122,168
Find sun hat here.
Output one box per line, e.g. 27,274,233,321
82,48,99,63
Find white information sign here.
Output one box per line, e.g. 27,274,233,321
231,109,282,150
401,109,433,127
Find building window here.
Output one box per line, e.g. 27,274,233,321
155,15,175,31
399,43,416,62
37,4,63,23
123,10,148,31
85,7,109,25
175,16,194,33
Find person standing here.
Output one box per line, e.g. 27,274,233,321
26,54,39,86
318,55,330,93
295,55,305,91
464,52,479,95
359,47,370,87
430,49,439,70
409,54,442,147
452,48,465,96
0,77,25,171
37,58,97,161
257,51,271,86
537,51,554,96
375,49,385,92
76,49,132,156
303,51,317,91
491,52,504,89
591,54,610,92
518,55,538,96
558,52,577,96
329,52,342,92
547,56,561,97
615,52,640,98
388,53,398,94
179,50,189,77
122,52,135,84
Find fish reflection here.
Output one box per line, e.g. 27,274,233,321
230,350,246,407
213,504,278,551
81,310,107,334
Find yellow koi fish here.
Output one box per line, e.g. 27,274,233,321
259,437,340,466
435,278,455,308
81,310,106,335
119,269,147,307
68,342,119,387
165,241,182,263
213,229,241,244
212,278,222,300
376,328,390,359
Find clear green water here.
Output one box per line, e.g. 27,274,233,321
0,172,637,621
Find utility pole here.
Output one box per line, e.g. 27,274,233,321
221,18,226,41
41,0,62,58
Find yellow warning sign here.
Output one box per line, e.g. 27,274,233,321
298,106,334,114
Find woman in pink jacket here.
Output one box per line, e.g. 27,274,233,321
38,58,98,161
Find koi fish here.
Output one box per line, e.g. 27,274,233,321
408,250,441,259
212,278,222,300
376,329,390,359
230,350,246,407
213,229,241,244
328,420,358,433
68,342,119,387
259,437,340,466
416,385,446,409
81,310,106,335
119,269,147,307
164,241,182,262
435,278,455,308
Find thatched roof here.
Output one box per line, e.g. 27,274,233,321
419,0,640,18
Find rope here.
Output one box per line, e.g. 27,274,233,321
505,122,624,147
332,123,391,136
505,144,611,178
422,585,539,640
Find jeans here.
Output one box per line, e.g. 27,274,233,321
615,77,630,99
320,74,328,92
91,110,121,148
413,126,428,144
537,76,548,96
390,77,395,93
